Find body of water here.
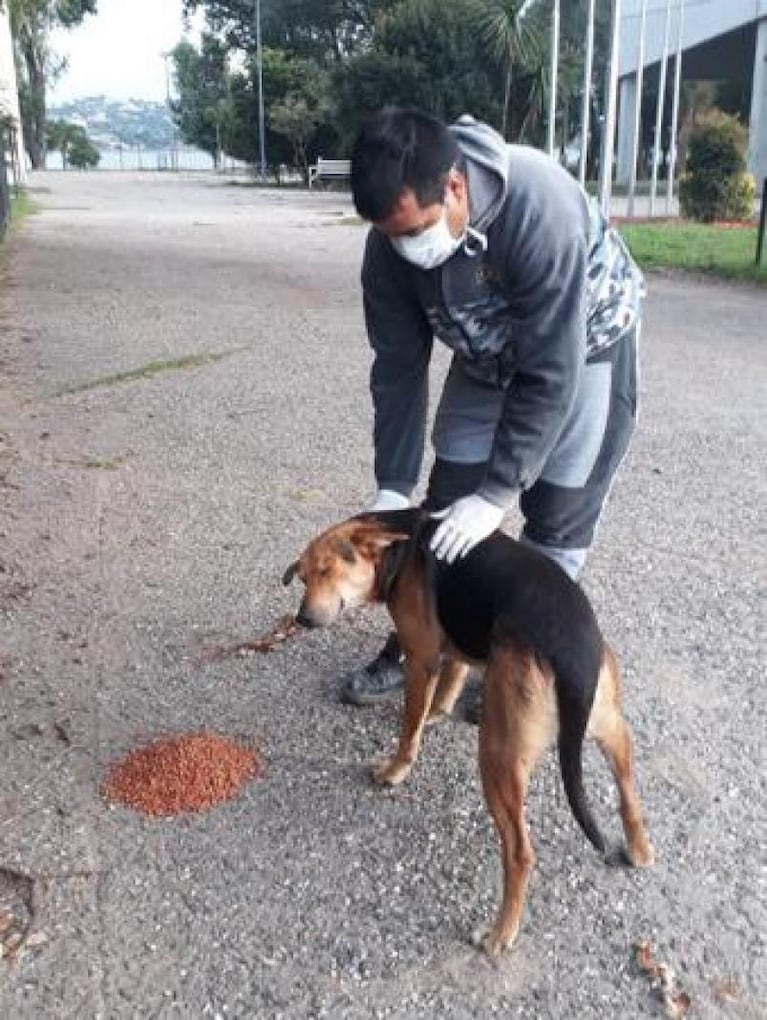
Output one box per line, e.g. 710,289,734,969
46,145,248,173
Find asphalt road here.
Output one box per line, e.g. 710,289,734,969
0,171,765,1019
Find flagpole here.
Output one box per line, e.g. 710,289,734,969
579,0,596,187
255,0,267,177
666,0,686,214
599,0,623,215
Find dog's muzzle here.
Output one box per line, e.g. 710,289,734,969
295,598,344,629
296,606,320,629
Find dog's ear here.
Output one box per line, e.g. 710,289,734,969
351,523,408,557
371,531,409,549
282,560,299,586
336,538,357,564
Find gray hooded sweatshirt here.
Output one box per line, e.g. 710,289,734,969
362,115,644,507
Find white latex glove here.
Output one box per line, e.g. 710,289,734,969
429,494,504,564
367,488,411,512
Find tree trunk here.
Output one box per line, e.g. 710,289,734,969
296,139,309,186
501,61,512,141
561,101,570,164
20,36,46,169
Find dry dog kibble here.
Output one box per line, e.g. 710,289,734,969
203,614,302,661
103,733,261,816
635,940,692,1018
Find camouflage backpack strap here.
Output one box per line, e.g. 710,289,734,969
584,198,646,357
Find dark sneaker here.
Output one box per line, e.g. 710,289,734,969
341,633,404,706
460,676,483,726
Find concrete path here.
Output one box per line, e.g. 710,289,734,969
0,171,765,1018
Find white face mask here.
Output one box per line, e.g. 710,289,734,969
390,204,464,270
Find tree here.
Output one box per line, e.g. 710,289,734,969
474,0,538,140
182,0,399,66
8,0,97,168
333,49,428,145
171,34,232,166
271,93,329,182
261,49,332,176
170,35,334,174
335,0,505,141
183,0,617,170
46,117,99,168
67,130,99,168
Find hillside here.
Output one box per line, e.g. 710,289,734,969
47,95,175,149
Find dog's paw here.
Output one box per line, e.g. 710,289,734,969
472,925,517,959
371,756,412,786
629,838,656,868
426,708,450,726
606,839,656,869
605,844,633,868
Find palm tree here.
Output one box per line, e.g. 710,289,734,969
474,0,539,140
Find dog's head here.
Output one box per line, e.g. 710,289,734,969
283,517,409,628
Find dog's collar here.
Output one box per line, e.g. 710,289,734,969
376,540,410,603
376,513,440,603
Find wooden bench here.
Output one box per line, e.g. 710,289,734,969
308,157,351,188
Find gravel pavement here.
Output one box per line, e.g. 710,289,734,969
0,171,765,1018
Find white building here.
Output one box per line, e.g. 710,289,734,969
616,0,767,186
0,5,27,182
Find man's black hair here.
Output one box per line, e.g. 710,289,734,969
350,107,462,222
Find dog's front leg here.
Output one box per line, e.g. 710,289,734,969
372,653,440,787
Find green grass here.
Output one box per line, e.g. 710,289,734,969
1,189,39,248
56,351,239,397
54,455,129,471
331,215,363,227
620,221,766,284
9,189,39,223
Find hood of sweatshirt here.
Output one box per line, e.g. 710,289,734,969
449,114,509,233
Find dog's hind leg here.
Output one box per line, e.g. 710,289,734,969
477,645,555,957
427,657,471,724
587,645,655,867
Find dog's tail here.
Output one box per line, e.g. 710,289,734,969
554,662,606,855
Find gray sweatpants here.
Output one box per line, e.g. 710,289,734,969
424,328,640,579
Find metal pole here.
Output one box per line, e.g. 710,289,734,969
547,0,560,158
599,0,623,216
255,0,267,178
756,178,766,266
579,0,596,187
650,0,672,217
666,0,686,215
627,0,648,218
163,53,177,172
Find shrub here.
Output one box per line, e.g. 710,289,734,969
68,135,100,170
679,109,754,223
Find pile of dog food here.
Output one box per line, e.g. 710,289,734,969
103,732,261,816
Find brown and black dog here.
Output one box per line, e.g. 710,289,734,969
283,508,654,956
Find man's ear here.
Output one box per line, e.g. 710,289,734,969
282,561,299,586
446,167,468,203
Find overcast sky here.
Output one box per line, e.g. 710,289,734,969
49,0,203,105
